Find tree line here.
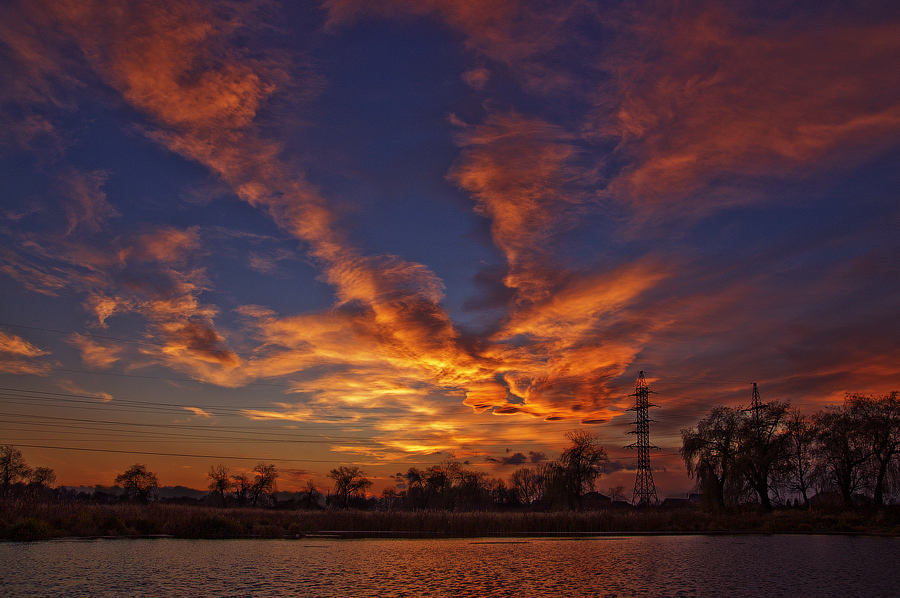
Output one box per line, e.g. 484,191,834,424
0,430,613,511
681,391,900,510
8,390,896,512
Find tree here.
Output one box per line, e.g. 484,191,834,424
511,467,544,507
812,405,870,507
250,462,278,507
328,465,371,508
784,409,815,507
207,464,232,507
404,467,427,508
558,430,608,509
848,392,900,506
0,445,31,496
26,466,56,501
232,473,252,507
608,485,628,503
736,399,791,510
681,406,743,511
115,463,159,503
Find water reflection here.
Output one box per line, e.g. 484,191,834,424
2,535,898,597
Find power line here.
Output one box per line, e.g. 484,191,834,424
8,443,439,465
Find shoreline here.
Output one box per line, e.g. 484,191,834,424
4,500,900,541
17,529,900,542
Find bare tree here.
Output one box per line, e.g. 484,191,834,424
24,466,56,501
115,463,159,503
232,473,252,507
784,409,815,507
250,462,278,507
0,445,31,497
608,485,628,503
511,467,543,507
207,464,232,507
812,405,870,507
328,465,371,508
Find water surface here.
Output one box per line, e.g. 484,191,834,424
2,535,897,597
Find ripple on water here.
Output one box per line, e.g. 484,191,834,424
2,535,899,598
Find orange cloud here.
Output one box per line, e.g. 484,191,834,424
67,333,122,369
594,4,900,211
127,227,202,265
0,330,47,357
448,112,592,303
184,406,213,418
0,331,51,376
57,380,114,402
3,0,685,431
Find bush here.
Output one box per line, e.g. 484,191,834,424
4,518,53,541
190,514,245,538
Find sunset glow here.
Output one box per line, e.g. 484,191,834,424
1,0,899,498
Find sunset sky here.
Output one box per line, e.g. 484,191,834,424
1,0,899,499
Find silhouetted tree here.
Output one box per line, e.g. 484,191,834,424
27,466,56,501
510,467,543,507
608,485,628,503
848,392,900,506
250,462,278,507
303,481,323,509
232,473,252,507
681,406,743,511
737,400,791,510
784,409,815,507
207,464,232,507
328,465,371,508
0,445,31,497
812,405,870,507
404,467,427,508
115,463,159,503
558,430,608,509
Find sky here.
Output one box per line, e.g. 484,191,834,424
1,0,899,499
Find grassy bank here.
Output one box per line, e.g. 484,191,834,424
3,500,899,541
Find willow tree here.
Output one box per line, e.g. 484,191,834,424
848,392,900,506
558,429,608,509
737,400,791,510
681,407,743,511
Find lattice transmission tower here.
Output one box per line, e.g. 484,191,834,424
625,371,659,507
747,382,766,426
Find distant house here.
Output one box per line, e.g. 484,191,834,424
660,497,690,509
809,492,872,508
580,491,612,509
660,493,701,509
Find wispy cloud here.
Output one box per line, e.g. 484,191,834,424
0,330,51,375
184,406,213,418
448,112,595,303
593,2,900,213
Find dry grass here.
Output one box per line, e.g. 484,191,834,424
2,500,899,541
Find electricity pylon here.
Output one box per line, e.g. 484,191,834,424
625,371,659,507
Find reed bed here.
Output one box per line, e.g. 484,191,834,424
2,500,899,541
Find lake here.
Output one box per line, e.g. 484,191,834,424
2,535,898,597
